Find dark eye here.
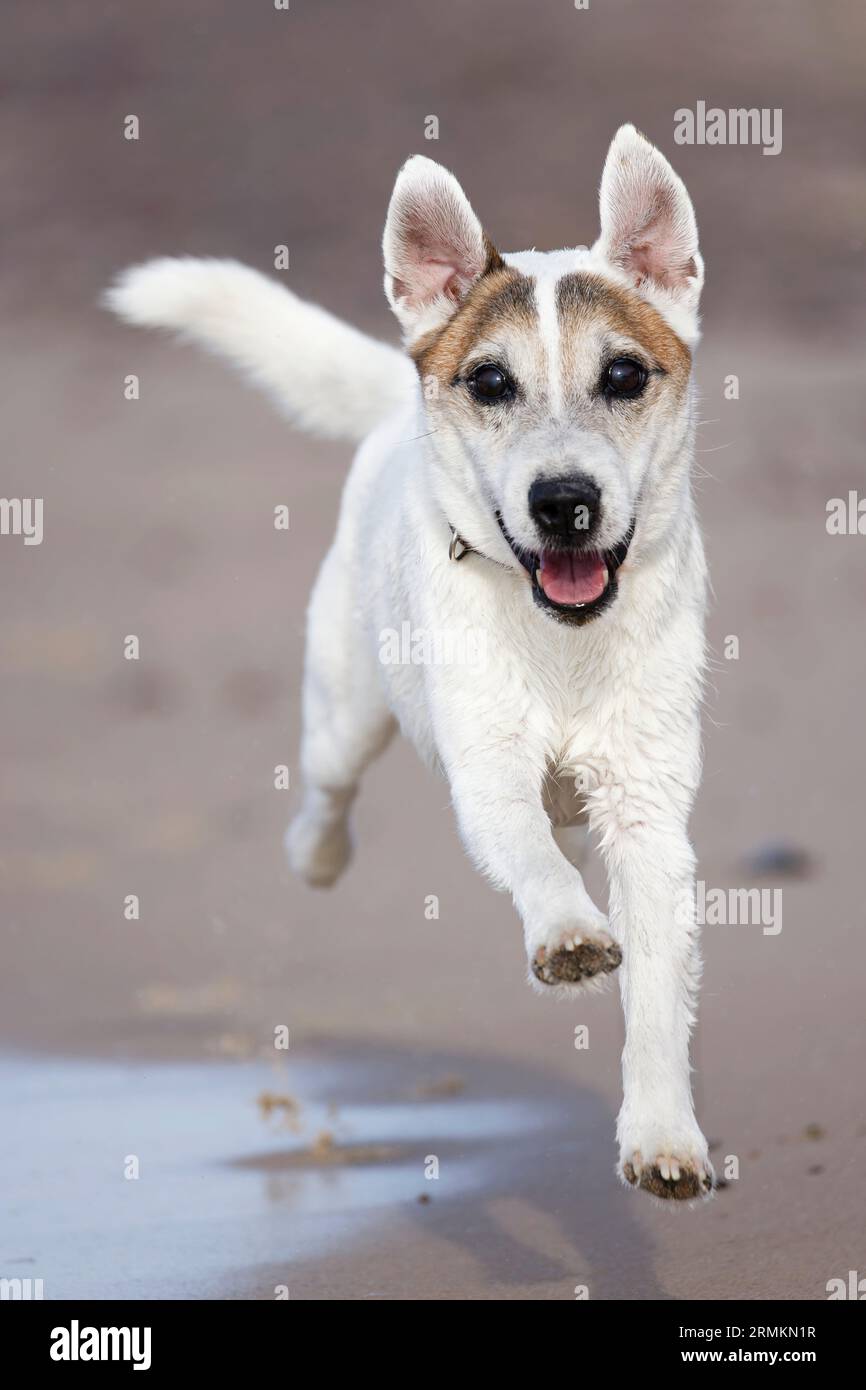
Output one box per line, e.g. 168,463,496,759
468,363,513,402
604,357,648,399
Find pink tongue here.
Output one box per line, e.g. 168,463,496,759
538,551,608,605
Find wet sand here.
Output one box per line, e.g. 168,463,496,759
4,1034,859,1302
2,1,865,1299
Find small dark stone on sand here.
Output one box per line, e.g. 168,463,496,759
741,842,813,879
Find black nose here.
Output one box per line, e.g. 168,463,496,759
528,475,601,541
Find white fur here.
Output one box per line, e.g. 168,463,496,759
106,126,714,1200
105,257,416,443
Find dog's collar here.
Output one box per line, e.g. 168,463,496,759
448,526,475,562
447,514,531,572
447,519,522,573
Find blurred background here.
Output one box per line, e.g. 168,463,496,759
1,0,865,1299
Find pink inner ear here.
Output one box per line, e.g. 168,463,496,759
395,257,461,308
390,183,487,310
627,235,696,290
605,163,698,294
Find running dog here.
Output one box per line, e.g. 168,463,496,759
108,125,714,1200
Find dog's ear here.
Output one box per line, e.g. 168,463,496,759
595,125,703,334
383,156,501,340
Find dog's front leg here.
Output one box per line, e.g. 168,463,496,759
600,807,713,1200
444,738,621,995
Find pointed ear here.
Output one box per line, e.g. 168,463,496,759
595,125,703,332
383,156,501,339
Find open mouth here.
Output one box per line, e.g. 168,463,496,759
496,514,635,626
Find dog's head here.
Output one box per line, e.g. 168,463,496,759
382,125,702,625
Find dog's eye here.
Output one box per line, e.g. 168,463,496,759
468,363,513,402
604,358,647,399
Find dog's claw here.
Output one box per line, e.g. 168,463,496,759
622,1152,714,1201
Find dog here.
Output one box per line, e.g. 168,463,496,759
107,125,714,1201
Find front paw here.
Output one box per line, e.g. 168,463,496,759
530,925,622,991
618,1126,714,1201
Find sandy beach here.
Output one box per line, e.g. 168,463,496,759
2,0,865,1300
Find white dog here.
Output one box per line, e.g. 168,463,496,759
108,125,714,1200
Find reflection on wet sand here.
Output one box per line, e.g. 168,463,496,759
1,1040,666,1300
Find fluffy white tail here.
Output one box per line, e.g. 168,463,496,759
104,257,416,444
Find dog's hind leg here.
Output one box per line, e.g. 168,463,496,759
285,546,395,887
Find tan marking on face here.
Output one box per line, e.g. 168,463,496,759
412,261,536,384
556,272,691,388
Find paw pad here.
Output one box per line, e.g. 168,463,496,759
532,937,622,986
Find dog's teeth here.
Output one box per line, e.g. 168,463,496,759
535,568,542,586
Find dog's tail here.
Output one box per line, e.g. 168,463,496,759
104,257,416,444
